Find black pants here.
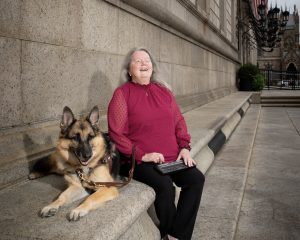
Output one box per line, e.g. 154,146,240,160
121,162,205,240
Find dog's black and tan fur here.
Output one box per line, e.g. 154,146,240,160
29,106,120,221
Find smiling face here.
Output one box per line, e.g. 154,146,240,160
129,50,153,85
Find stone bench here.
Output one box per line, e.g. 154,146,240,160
0,92,253,240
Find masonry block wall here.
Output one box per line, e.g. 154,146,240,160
0,0,240,187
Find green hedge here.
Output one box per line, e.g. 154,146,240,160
238,64,264,91
252,73,265,91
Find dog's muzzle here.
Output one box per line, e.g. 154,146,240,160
73,143,92,166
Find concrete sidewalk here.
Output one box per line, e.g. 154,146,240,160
194,105,300,240
261,90,300,97
235,107,300,240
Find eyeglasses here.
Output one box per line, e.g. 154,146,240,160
131,58,152,65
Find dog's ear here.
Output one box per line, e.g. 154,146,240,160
60,106,75,131
88,106,99,126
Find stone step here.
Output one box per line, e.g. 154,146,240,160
261,103,300,107
261,99,300,103
261,96,300,99
261,95,300,107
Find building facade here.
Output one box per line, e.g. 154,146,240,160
0,0,255,185
257,5,300,72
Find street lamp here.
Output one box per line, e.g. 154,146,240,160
255,0,289,51
236,0,290,52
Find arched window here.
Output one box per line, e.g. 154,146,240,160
286,63,297,72
286,63,297,81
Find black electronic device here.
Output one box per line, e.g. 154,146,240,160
154,159,195,175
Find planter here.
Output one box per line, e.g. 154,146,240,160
239,79,252,91
238,64,263,91
251,92,261,104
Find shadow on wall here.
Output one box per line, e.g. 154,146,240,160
87,70,114,131
23,133,52,169
23,133,67,190
22,68,115,184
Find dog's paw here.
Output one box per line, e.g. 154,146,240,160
40,206,59,218
68,208,89,221
28,172,44,180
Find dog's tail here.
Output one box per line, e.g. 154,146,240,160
28,155,57,180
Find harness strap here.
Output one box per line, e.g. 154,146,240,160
76,146,135,190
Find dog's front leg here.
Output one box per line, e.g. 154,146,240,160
40,185,88,218
69,186,118,221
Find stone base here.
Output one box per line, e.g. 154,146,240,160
0,175,159,240
250,91,261,104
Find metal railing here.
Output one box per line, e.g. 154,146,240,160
261,69,300,90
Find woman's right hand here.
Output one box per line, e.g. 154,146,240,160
142,152,165,164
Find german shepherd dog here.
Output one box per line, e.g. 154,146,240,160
29,106,120,221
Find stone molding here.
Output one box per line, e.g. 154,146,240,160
105,0,239,63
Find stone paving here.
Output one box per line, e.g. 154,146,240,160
194,100,300,240
235,107,300,240
261,90,300,97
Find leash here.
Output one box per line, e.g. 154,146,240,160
76,146,135,190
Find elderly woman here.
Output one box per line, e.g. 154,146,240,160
108,47,205,240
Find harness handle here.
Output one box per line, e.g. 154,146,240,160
76,146,136,190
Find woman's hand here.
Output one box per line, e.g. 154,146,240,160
142,152,165,164
177,148,196,167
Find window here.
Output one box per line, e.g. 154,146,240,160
210,0,220,28
225,0,232,40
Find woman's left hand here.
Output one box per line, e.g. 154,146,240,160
177,148,196,167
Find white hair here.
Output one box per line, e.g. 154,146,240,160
120,47,171,90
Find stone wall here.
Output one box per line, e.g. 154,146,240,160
0,0,240,187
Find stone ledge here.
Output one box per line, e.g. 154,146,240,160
187,92,252,160
109,0,239,62
0,92,253,240
0,88,235,188
177,87,235,113
0,176,160,240
173,92,252,202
